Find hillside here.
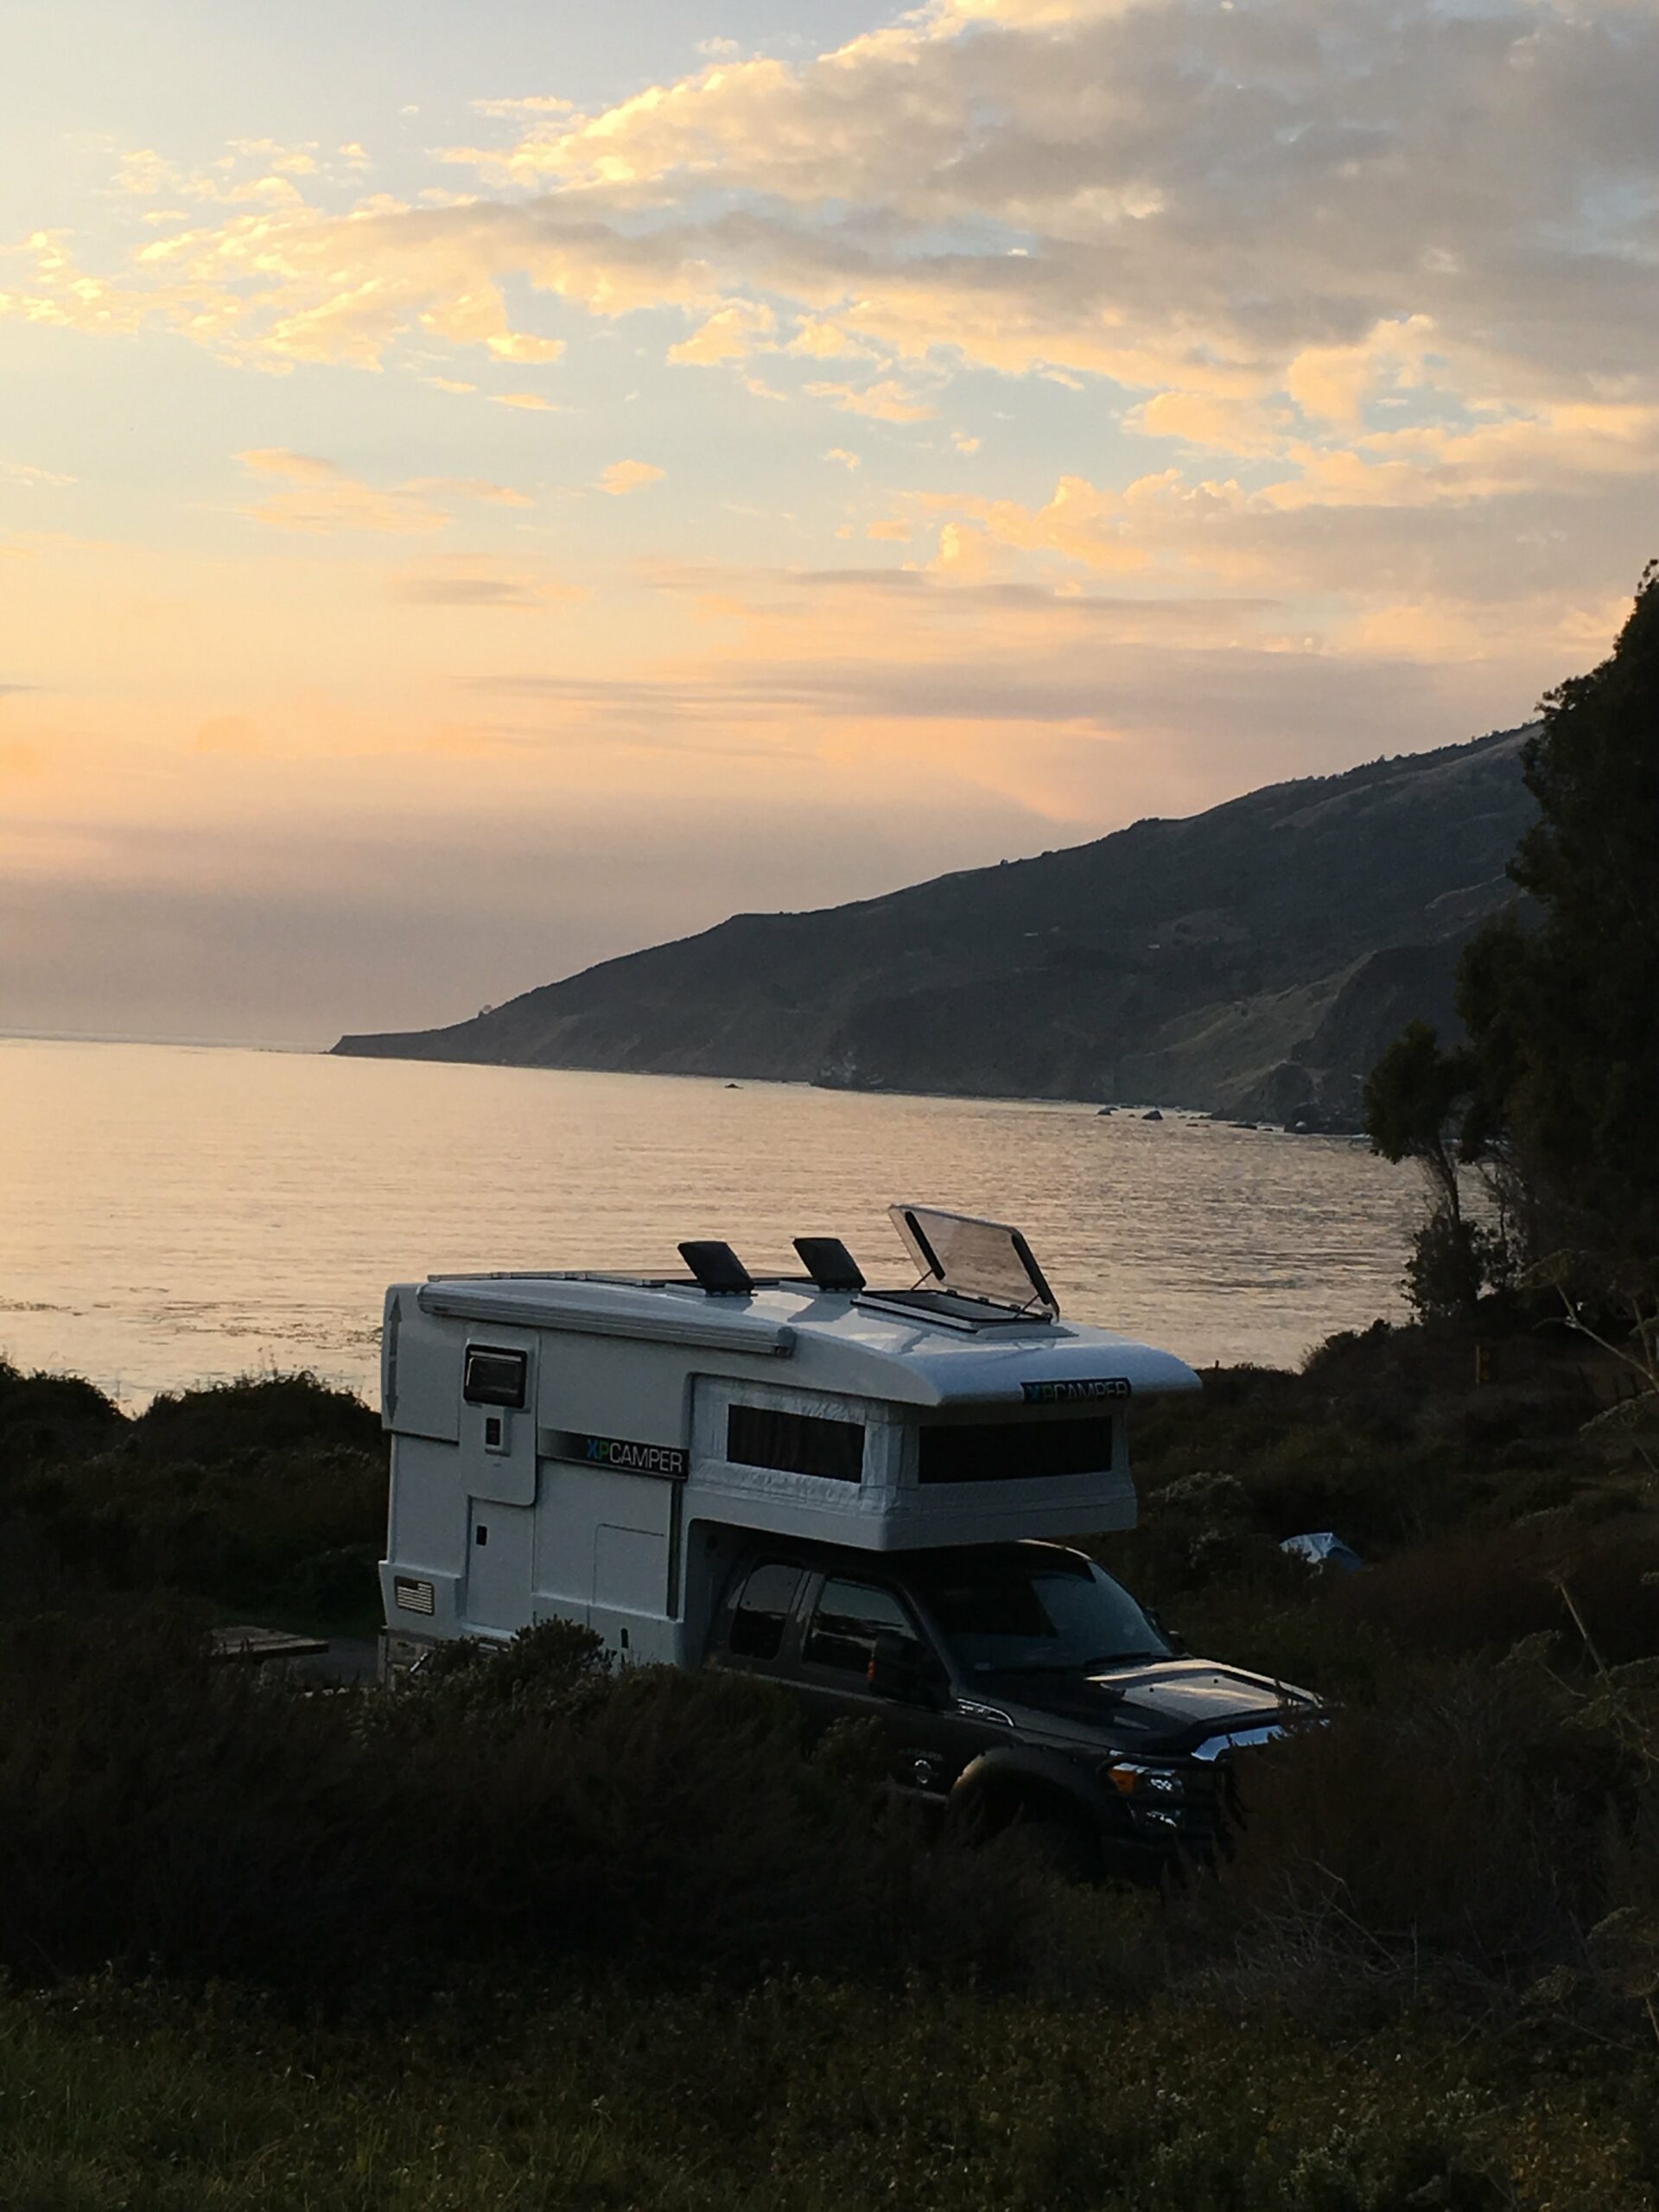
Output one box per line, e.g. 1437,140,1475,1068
334,726,1536,1124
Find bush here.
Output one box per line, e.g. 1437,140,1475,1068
1336,1523,1659,1667
1211,1660,1629,2004
0,1363,124,1474
14,1440,387,1625
3,1372,389,1628
0,1611,1037,2002
130,1372,379,1462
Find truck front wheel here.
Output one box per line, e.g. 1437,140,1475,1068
947,1787,1103,1882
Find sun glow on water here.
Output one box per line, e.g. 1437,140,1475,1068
0,1038,1415,1402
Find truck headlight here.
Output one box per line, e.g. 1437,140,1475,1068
1106,1761,1186,1801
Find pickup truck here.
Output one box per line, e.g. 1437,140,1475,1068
708,1533,1316,1878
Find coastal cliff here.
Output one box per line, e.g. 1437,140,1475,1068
334,726,1535,1124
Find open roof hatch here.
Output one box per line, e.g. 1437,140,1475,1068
886,1205,1059,1321
678,1240,755,1295
793,1236,867,1294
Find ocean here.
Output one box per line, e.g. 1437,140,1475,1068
1,1037,1419,1404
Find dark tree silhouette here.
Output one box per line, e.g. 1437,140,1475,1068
1367,563,1659,1323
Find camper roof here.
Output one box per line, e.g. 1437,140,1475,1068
416,1204,1199,1410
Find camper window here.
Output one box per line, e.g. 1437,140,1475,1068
728,1561,804,1661
463,1346,528,1409
727,1405,865,1484
917,1414,1115,1484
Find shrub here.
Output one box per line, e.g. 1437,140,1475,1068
3,1371,388,1626
130,1372,379,1462
0,1363,125,1475
16,1440,388,1624
0,1611,1037,2003
1336,1523,1659,1667
1212,1661,1626,2001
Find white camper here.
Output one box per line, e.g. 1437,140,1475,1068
378,1205,1201,1675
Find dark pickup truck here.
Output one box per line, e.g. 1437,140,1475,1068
709,1536,1317,1876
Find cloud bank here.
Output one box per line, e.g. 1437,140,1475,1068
6,0,1656,1039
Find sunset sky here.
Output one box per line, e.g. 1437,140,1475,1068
4,0,1656,1045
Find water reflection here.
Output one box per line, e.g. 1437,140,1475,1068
0,1039,1416,1403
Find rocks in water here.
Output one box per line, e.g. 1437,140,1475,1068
1230,1058,1364,1135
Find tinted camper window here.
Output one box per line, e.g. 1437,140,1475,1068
918,1415,1116,1484
463,1346,528,1408
727,1406,864,1484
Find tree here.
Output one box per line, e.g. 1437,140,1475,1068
1363,1020,1475,1224
1366,563,1659,1340
1363,1022,1497,1319
1371,562,1654,1327
1463,562,1659,1265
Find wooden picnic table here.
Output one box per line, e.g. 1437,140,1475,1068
209,1624,329,1665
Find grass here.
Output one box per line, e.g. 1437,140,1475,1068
3,1976,1659,2212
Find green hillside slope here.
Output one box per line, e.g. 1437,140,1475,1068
334,725,1535,1124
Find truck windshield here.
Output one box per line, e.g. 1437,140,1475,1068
907,1551,1171,1677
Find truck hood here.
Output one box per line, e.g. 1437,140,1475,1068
961,1656,1315,1757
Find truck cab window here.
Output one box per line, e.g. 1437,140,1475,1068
728,1561,804,1661
804,1579,921,1675
906,1550,1169,1678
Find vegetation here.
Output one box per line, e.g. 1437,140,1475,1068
3,1307,1659,2203
6,1973,1659,2212
0,1362,385,1630
1478,567,1659,1263
1366,564,1659,1348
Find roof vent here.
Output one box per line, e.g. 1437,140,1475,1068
792,1236,866,1294
888,1204,1058,1319
678,1240,755,1295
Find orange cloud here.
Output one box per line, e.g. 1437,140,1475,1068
2,460,77,487
403,477,535,507
484,332,566,364
667,301,775,365
390,555,584,608
806,379,934,423
598,460,665,496
235,450,448,535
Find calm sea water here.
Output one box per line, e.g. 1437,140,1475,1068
1,1038,1418,1405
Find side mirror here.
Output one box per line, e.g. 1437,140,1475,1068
868,1630,947,1707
